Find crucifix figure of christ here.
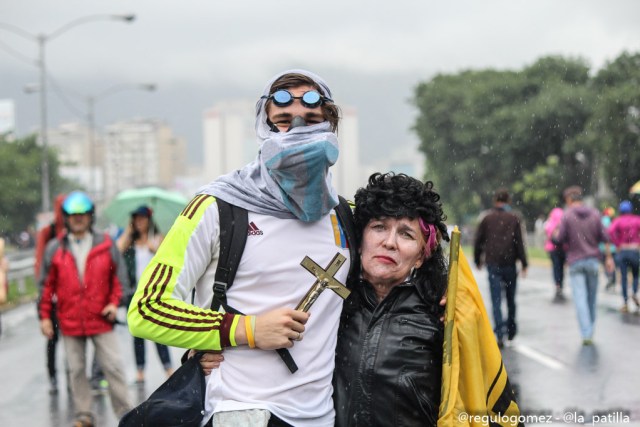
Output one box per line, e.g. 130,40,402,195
297,252,350,312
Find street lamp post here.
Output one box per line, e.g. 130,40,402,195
0,14,135,212
87,83,156,200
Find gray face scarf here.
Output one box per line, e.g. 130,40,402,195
198,69,339,222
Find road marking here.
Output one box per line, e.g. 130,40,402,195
511,344,565,370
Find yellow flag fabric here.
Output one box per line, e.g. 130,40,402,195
438,229,522,427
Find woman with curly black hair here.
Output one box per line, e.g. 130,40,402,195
333,172,449,427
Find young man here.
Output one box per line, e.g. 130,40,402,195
473,188,528,347
555,186,614,345
128,70,351,427
39,191,132,427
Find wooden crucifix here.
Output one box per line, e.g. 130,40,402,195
296,252,350,312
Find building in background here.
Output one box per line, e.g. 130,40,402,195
48,119,187,203
202,100,256,183
49,122,94,195
362,143,426,183
202,99,361,199
331,106,360,200
103,118,186,200
0,99,16,138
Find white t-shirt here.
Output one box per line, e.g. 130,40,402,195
185,207,351,427
68,233,93,281
134,243,155,282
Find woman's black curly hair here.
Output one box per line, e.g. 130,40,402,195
354,172,449,311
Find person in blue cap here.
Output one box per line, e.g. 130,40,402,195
608,200,640,312
38,191,132,427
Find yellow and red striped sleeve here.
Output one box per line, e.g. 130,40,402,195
127,194,241,350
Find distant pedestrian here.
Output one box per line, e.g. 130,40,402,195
607,200,640,313
116,205,173,383
38,192,132,427
555,186,614,345
544,207,566,301
474,188,528,347
600,206,618,291
0,237,8,337
34,193,66,394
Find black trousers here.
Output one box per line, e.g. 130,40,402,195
46,304,60,378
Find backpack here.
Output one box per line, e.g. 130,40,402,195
211,196,359,373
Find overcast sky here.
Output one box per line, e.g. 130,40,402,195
1,0,639,166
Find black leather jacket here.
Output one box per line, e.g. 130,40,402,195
333,278,443,427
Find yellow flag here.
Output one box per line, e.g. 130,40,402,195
438,227,522,427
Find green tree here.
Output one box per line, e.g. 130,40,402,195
413,56,593,226
0,134,70,235
512,155,565,219
583,52,640,199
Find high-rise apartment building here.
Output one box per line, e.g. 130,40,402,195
45,119,186,203
202,100,257,182
48,122,97,197
103,118,186,199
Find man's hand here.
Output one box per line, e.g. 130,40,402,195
101,303,118,323
520,267,528,279
40,318,54,339
189,350,224,376
237,308,309,350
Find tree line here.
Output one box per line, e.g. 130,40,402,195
413,52,640,228
0,135,73,239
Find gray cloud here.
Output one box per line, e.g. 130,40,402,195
1,0,639,166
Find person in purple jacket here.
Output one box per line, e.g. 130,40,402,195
555,186,614,345
607,200,640,313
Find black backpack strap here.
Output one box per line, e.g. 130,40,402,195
211,198,248,312
335,196,360,286
212,198,299,373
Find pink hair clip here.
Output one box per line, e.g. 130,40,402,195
418,218,438,258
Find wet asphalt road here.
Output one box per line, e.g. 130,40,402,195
0,304,185,427
0,261,639,426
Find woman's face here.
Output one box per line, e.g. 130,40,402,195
133,215,150,233
360,217,425,288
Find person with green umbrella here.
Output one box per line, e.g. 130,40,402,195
104,187,188,233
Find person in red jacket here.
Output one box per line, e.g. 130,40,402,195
38,191,132,427
34,193,66,394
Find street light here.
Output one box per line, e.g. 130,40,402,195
87,83,156,199
0,14,136,212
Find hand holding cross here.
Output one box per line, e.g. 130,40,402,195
296,252,350,312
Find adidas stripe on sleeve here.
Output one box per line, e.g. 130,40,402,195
127,195,241,350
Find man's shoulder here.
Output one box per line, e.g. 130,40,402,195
91,232,118,250
44,236,62,252
483,208,517,221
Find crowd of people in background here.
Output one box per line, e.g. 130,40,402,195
541,189,640,328
475,184,639,349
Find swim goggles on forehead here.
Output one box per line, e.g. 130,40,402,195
261,89,333,108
